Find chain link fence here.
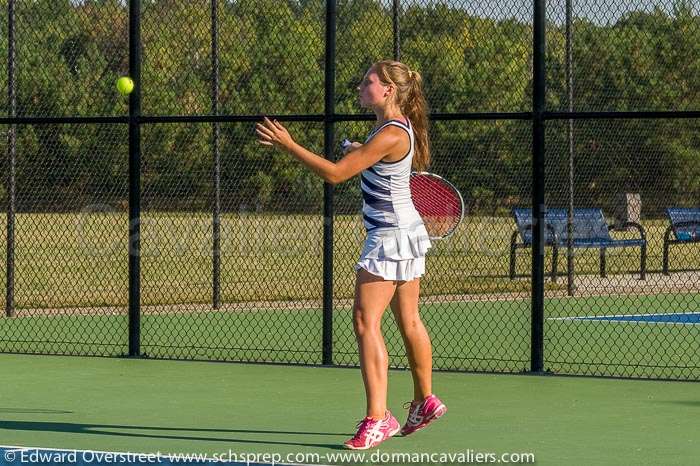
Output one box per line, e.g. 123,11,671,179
541,0,700,380
1,0,698,380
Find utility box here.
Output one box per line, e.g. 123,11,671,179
614,193,641,231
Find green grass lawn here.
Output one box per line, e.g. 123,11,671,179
1,212,698,379
1,212,697,309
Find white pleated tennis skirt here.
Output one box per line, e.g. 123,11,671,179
354,224,432,281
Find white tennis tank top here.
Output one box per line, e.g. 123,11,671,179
360,117,423,232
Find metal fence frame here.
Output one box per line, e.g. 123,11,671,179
3,0,699,378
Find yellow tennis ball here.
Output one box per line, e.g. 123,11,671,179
116,76,134,95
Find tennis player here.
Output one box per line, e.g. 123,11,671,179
255,60,446,450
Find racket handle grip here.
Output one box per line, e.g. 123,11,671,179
340,138,351,152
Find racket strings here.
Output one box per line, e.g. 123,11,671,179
410,174,464,238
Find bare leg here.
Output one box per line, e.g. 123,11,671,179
353,268,397,419
389,277,432,401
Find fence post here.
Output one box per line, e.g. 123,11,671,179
531,0,546,373
5,0,16,318
566,0,575,296
128,0,142,357
211,0,221,310
322,0,337,366
392,0,400,61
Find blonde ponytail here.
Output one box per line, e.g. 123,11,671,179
373,60,431,171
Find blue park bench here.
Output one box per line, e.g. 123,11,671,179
510,207,647,282
662,207,700,275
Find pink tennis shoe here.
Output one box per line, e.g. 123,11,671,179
400,394,447,436
344,411,400,450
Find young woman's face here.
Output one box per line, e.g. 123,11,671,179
357,68,390,108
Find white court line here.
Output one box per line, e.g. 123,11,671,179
547,311,700,325
0,444,333,466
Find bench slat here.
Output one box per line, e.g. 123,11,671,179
513,208,613,245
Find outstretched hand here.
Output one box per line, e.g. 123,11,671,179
255,117,295,151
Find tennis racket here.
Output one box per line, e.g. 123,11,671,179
341,139,464,239
409,171,464,240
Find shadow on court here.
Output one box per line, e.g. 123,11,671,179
0,408,74,414
0,419,350,450
652,400,700,408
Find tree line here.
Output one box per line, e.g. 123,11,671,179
0,0,698,217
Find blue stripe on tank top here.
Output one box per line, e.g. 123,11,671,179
361,174,391,195
366,165,391,178
376,119,408,130
365,119,409,142
362,190,395,212
363,213,396,229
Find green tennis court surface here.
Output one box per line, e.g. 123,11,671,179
0,353,698,465
2,292,698,378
